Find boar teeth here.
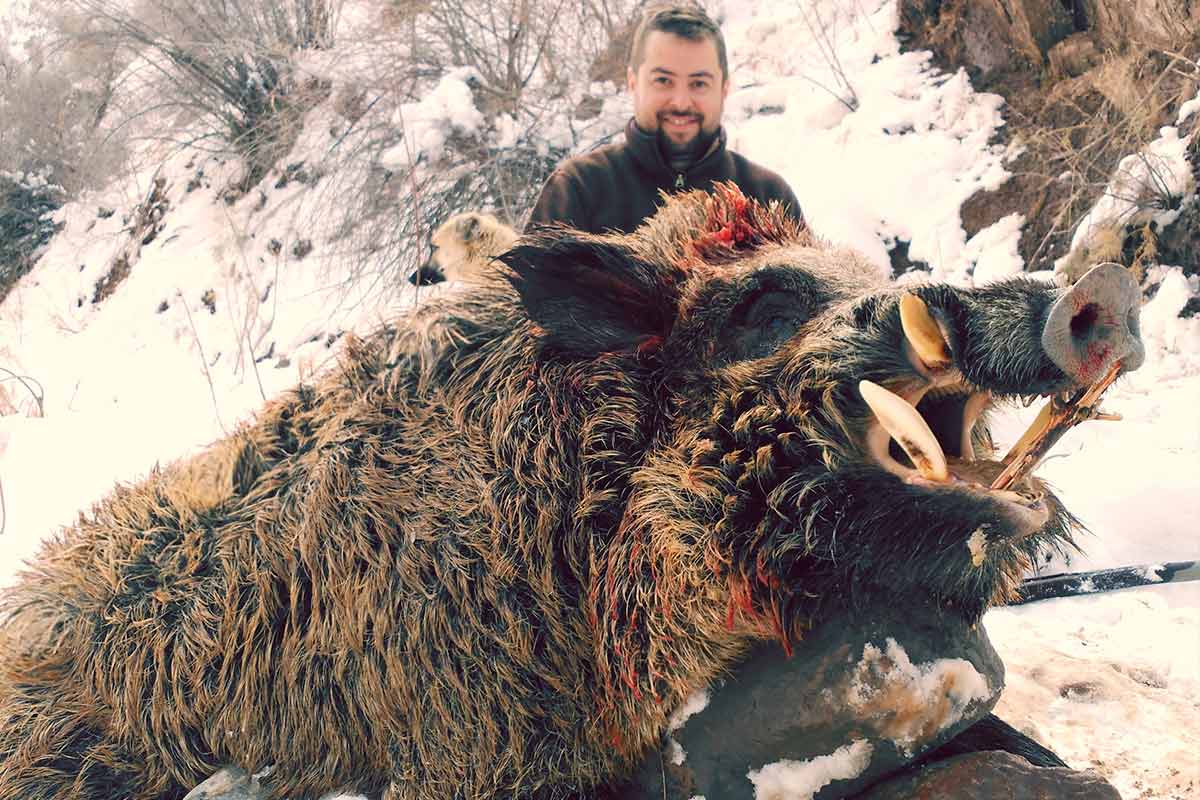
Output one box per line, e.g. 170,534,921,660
900,294,951,370
859,379,950,482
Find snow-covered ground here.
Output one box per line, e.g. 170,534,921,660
0,1,1196,798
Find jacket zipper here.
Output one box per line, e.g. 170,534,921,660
675,173,685,190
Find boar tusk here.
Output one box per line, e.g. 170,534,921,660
960,391,992,462
900,294,952,370
859,379,949,482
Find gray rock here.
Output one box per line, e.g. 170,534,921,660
183,766,265,800
1048,32,1101,78
899,0,1074,78
856,750,1122,799
1078,0,1200,52
612,600,1004,799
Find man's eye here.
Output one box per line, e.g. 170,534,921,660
692,82,709,91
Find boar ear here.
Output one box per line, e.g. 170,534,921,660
501,230,681,356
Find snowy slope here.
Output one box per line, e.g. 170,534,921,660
1,1,1197,798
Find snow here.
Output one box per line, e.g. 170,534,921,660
847,638,994,757
669,737,687,766
666,687,710,766
988,587,1200,800
1062,106,1199,263
746,740,873,800
0,0,1197,798
1180,96,1200,126
380,68,486,168
722,0,1013,284
967,527,988,567
669,687,712,731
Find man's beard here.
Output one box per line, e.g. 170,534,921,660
656,113,713,160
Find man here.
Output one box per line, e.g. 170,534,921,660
526,4,803,234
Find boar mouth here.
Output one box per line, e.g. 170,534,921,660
853,290,1131,533
859,291,1056,527
859,378,1050,524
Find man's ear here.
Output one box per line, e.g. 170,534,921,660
501,230,683,357
721,76,730,101
627,66,638,95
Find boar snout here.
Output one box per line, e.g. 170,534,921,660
1043,262,1145,385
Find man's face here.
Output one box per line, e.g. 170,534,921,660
628,30,729,153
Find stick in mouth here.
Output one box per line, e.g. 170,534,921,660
990,360,1125,491
861,292,1127,493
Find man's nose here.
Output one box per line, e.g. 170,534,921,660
666,87,693,110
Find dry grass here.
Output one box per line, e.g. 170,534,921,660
963,43,1199,278
306,0,641,302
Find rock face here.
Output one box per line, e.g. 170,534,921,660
899,0,1075,80
901,0,1199,278
857,750,1122,799
610,600,1004,800
1078,0,1200,52
183,767,264,800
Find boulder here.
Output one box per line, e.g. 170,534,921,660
1078,0,1200,52
183,766,264,800
899,0,1075,80
857,750,1121,799
610,600,1004,800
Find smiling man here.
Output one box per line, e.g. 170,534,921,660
526,5,803,234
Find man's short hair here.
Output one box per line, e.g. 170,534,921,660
628,5,729,81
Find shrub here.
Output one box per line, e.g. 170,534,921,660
0,170,65,302
65,0,344,180
309,0,639,295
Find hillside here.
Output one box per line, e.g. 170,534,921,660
0,0,1197,798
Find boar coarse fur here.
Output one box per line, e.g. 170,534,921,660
0,185,1082,800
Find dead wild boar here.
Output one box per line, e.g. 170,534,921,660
0,184,1144,800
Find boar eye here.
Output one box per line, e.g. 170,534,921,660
725,289,812,362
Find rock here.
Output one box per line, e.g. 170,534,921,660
992,0,1076,67
856,750,1121,799
292,238,313,259
611,600,1004,800
1078,0,1200,52
1048,32,1101,78
183,766,265,800
899,0,1074,80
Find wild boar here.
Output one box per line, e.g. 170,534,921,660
0,184,1143,800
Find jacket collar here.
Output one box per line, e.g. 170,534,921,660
624,118,727,182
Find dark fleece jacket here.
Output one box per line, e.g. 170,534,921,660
526,120,803,234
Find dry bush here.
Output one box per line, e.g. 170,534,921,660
1034,48,1198,281
0,7,128,296
0,171,64,303
0,37,125,194
311,101,575,299
396,0,639,114
964,43,1200,275
61,0,344,184
305,0,638,298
